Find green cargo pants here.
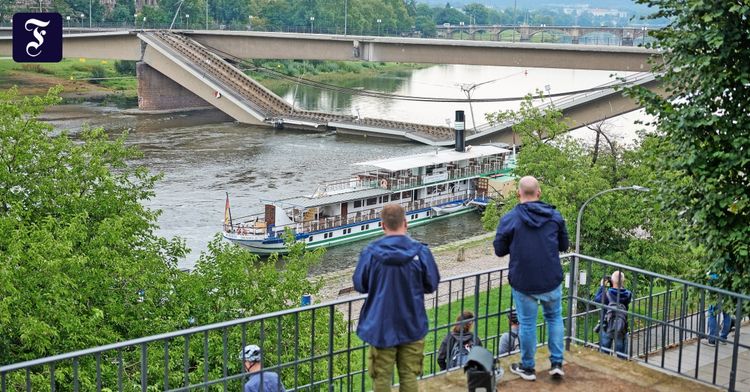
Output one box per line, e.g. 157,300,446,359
368,339,424,392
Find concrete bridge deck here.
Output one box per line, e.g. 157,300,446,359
135,31,660,145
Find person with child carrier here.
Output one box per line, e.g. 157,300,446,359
594,271,632,359
437,311,483,371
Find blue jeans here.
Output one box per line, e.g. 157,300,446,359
707,304,731,344
599,332,628,359
512,285,564,369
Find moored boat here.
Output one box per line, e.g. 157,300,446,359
223,142,514,255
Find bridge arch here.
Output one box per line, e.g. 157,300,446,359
580,31,621,46
497,28,521,42
528,29,572,44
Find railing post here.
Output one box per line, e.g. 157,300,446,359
328,305,335,392
565,255,577,350
729,300,744,392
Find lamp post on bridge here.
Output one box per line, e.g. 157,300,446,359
310,16,315,33
540,23,546,43
566,185,650,349
80,13,85,28
186,14,189,29
459,21,464,40
376,18,382,36
89,0,92,28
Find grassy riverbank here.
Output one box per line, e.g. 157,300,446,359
0,58,137,105
0,58,424,106
244,60,429,91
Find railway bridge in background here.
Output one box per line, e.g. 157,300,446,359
435,24,655,45
0,30,663,145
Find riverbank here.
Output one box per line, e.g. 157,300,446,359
245,60,429,92
314,231,507,303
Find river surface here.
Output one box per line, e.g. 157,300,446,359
44,64,647,272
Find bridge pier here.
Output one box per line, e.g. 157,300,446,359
136,62,210,112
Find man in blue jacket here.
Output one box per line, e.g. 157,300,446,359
353,203,440,392
494,176,569,381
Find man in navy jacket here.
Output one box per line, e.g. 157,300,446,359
353,203,440,392
494,176,569,381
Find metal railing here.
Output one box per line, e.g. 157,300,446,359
1,253,746,391
564,253,749,391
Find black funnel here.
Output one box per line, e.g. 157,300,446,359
455,110,465,152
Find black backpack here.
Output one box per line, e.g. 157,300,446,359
604,290,628,337
449,336,475,368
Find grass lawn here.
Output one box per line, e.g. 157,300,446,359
0,58,137,95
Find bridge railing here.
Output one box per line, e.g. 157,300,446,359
2,254,745,391
471,71,655,136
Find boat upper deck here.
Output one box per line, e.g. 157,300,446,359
353,145,510,172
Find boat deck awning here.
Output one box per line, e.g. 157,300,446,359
354,145,510,172
277,187,390,209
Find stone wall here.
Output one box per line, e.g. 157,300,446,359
136,62,209,112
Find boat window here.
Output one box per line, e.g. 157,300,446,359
378,222,381,227
354,200,362,208
427,211,431,217
391,192,401,201
381,195,389,203
361,225,365,231
402,190,412,199
366,198,377,206
309,236,313,242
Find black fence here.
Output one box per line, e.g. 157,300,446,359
1,253,747,391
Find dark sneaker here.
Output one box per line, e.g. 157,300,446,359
549,362,564,378
510,363,536,381
702,340,716,347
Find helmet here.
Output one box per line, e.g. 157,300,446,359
239,344,261,362
507,309,518,324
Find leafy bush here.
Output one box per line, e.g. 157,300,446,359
89,65,107,84
114,60,137,76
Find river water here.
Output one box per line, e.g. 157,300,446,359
44,64,646,272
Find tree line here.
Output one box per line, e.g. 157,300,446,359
5,0,662,35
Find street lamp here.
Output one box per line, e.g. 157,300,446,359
66,15,70,30
185,14,189,29
89,0,92,28
310,16,314,33
459,21,464,40
540,23,546,43
143,16,146,29
567,185,650,349
376,18,382,36
344,0,348,35
80,13,85,28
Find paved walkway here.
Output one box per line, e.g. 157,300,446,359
641,323,750,391
417,346,720,391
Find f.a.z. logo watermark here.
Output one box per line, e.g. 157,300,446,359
12,13,63,63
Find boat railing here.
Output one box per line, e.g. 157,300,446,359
295,193,478,234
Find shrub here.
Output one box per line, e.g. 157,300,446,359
89,65,107,84
114,60,137,76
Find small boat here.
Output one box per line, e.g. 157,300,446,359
432,201,468,216
223,142,514,255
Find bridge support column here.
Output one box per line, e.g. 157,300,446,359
136,62,210,111
519,25,531,42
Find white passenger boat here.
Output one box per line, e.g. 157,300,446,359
222,143,513,255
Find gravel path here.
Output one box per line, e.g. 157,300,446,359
314,232,510,303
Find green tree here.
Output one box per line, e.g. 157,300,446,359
0,87,188,363
482,94,689,275
628,0,750,293
0,87,342,389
